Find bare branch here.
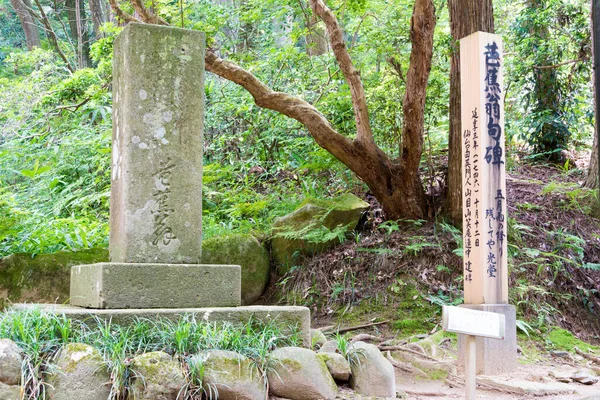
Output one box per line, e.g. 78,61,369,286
107,0,139,23
532,57,588,70
129,0,168,25
310,0,374,145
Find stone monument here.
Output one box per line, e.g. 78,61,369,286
16,23,310,345
458,31,517,375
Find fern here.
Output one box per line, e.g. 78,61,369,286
581,263,600,271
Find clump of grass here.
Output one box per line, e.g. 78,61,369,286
0,308,301,400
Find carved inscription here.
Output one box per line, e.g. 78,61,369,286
151,158,177,245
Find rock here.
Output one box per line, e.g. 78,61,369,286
548,370,572,383
193,350,266,400
202,234,270,305
349,341,395,397
0,382,20,400
271,194,369,270
572,369,598,385
319,340,338,354
317,352,351,381
130,351,186,400
0,339,22,385
311,329,327,349
45,343,111,400
267,347,337,400
550,350,571,358
477,377,575,396
0,248,107,308
391,350,457,376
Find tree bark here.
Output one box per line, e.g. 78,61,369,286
89,0,108,39
446,0,494,226
587,0,600,188
306,13,329,56
109,0,436,220
9,0,41,50
66,0,91,68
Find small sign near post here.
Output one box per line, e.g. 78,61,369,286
443,305,506,400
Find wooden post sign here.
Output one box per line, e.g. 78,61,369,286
460,32,508,305
443,305,505,400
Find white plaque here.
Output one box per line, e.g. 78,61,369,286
442,305,505,340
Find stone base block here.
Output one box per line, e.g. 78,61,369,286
458,304,517,375
70,263,241,309
12,303,311,347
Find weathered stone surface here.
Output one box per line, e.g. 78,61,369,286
0,248,107,309
477,377,575,396
202,234,270,305
458,304,517,375
0,339,22,385
0,382,20,400
319,340,338,353
194,350,266,400
349,341,395,397
271,194,369,269
391,350,457,376
110,23,205,264
310,329,327,349
268,347,337,400
318,352,351,381
130,351,186,400
46,343,111,400
70,263,241,309
13,304,312,347
572,369,599,385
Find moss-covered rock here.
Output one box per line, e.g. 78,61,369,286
130,351,186,400
45,343,111,400
193,350,266,400
270,193,368,271
0,382,19,400
0,248,108,309
349,341,396,397
202,234,270,305
267,346,337,400
317,352,351,381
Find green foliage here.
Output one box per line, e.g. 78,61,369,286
546,327,598,352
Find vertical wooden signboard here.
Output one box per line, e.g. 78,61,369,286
461,32,508,306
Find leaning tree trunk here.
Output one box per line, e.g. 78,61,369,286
10,0,41,50
587,0,600,189
107,0,435,220
446,0,494,226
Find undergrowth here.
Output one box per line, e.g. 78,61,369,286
0,308,301,399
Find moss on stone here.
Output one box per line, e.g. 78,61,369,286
546,328,599,352
202,234,270,305
0,248,108,309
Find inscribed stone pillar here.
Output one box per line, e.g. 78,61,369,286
70,24,242,309
110,23,204,264
458,31,516,375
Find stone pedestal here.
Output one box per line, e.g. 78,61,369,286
458,304,517,375
70,263,241,309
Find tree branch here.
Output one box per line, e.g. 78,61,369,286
532,57,588,70
309,0,374,145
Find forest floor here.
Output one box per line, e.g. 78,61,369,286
264,154,600,399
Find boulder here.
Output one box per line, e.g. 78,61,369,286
0,382,20,400
0,339,22,385
193,350,266,400
572,369,598,385
319,340,338,354
267,347,337,400
0,248,108,309
202,234,270,305
130,351,186,400
271,194,369,270
349,341,396,397
310,329,327,349
317,352,351,381
45,343,111,400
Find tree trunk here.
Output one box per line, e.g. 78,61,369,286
446,0,494,226
306,14,329,56
66,0,92,68
587,0,600,188
89,0,108,38
9,0,41,50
